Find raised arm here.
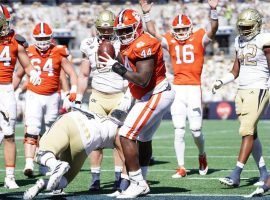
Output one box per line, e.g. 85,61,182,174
207,0,219,40
139,0,163,41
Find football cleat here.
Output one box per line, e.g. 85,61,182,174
219,177,240,187
47,161,70,191
23,179,45,200
172,167,187,178
117,180,150,198
254,180,264,187
244,187,264,198
107,190,121,197
199,153,208,175
4,176,19,189
89,179,100,191
24,162,34,178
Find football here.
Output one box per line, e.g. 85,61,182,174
98,40,116,62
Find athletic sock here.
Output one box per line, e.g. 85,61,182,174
230,162,244,180
6,166,15,178
91,167,101,182
129,169,144,183
141,166,148,180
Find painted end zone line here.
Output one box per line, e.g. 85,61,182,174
148,193,244,197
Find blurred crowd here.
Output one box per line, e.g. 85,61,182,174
7,1,270,103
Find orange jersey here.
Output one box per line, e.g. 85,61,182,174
0,31,19,84
163,28,206,85
27,45,69,95
120,33,166,99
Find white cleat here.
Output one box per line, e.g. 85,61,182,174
4,177,19,189
23,179,45,200
47,161,70,191
199,166,208,176
253,180,264,187
117,180,150,199
107,190,121,197
244,187,264,198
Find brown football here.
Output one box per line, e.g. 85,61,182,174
98,40,116,62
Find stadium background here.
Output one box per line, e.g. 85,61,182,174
1,1,270,199
5,0,270,120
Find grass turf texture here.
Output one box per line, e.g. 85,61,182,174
1,120,270,199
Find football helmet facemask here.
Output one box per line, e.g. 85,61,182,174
171,14,193,41
0,5,11,37
237,8,262,41
114,9,143,45
95,10,116,41
33,22,53,51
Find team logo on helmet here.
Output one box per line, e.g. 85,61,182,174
114,9,143,45
237,8,262,41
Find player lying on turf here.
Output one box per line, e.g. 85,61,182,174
23,108,129,200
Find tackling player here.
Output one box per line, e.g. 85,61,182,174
14,22,78,178
140,0,219,177
213,8,270,187
77,10,132,191
99,8,175,198
0,4,41,189
23,108,127,200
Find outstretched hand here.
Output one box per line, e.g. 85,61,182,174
208,0,218,9
139,0,153,13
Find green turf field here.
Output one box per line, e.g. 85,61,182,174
1,120,270,199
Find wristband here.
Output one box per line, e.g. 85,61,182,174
220,73,235,85
76,94,83,102
143,12,151,23
210,9,218,20
70,85,77,93
112,62,127,76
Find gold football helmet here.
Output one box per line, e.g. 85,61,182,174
95,10,115,40
237,8,262,40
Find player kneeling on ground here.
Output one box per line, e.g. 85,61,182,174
23,108,128,200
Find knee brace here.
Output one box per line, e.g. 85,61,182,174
24,133,39,145
191,129,202,138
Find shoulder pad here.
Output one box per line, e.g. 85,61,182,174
15,34,28,48
133,35,160,59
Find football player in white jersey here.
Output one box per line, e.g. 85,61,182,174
23,108,127,200
76,10,132,192
212,8,270,188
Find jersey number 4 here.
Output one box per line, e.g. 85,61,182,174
0,46,11,67
31,58,54,76
175,44,195,64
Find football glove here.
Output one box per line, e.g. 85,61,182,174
212,80,223,94
29,70,41,86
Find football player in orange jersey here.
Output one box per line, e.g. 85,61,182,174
99,9,175,198
0,4,41,189
140,0,219,177
13,22,78,178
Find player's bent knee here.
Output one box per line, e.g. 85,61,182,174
239,126,254,136
24,133,39,145
175,128,185,141
191,129,202,138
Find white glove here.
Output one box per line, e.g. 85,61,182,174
74,94,83,108
212,80,223,94
98,52,118,73
62,95,73,110
118,89,133,112
29,70,41,86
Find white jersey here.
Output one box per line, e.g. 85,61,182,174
80,37,126,94
70,111,117,155
235,33,270,89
